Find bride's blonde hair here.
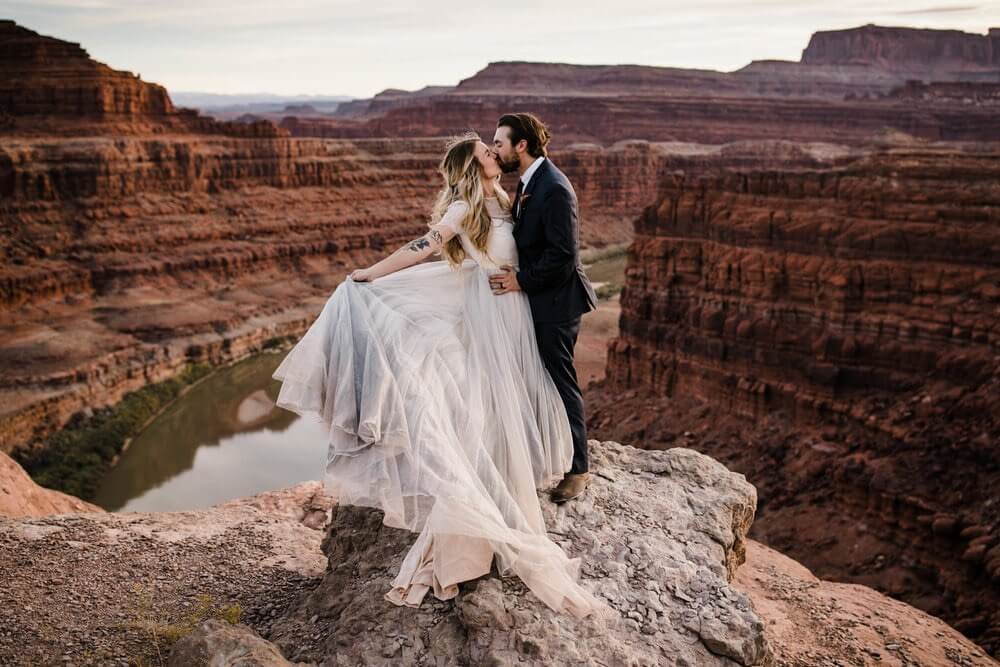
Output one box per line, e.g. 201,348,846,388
430,132,512,267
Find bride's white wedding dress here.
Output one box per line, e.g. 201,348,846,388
271,196,604,618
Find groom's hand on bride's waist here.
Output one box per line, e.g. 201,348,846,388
489,265,521,295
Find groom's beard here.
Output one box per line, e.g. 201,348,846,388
498,156,520,174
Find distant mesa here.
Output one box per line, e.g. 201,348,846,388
283,103,317,114
299,24,1000,145
802,23,1000,69
234,112,266,123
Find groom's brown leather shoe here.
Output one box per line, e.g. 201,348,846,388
550,472,591,503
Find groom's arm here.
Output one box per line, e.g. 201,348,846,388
515,186,578,294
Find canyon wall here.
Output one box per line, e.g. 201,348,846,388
0,135,437,456
1,129,856,459
606,147,998,415
0,19,172,117
888,79,1000,105
0,20,285,139
451,61,891,100
0,129,686,457
1,20,873,459
589,146,1000,656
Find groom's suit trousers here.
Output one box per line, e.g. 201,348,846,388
534,316,588,475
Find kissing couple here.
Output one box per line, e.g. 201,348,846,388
272,112,607,618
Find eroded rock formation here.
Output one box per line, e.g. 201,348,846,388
1,22,861,461
734,539,997,666
0,19,172,117
0,25,703,459
0,20,284,138
588,145,1000,656
0,134,442,457
283,91,1000,146
0,131,682,458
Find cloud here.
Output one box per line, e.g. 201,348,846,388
891,4,980,14
2,0,999,97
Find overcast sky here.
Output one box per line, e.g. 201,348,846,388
3,0,999,98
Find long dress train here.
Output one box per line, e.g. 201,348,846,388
271,198,605,618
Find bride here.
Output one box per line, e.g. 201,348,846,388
271,132,605,619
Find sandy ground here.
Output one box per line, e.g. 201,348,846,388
0,483,333,667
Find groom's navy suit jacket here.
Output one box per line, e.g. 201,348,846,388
513,158,598,323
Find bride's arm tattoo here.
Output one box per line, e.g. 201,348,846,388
362,224,455,280
407,229,445,253
407,237,431,252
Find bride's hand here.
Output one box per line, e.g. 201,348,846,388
350,268,375,282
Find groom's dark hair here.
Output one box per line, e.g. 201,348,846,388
497,113,550,158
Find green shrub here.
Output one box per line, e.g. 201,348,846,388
595,283,623,300
19,361,214,500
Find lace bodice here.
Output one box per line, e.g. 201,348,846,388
439,197,517,270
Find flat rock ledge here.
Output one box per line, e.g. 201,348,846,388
263,440,771,666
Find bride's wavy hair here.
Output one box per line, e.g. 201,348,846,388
430,132,512,267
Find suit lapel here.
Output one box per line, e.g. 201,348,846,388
513,158,551,233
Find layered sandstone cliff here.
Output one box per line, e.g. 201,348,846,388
0,19,172,117
451,61,890,100
0,134,446,457
285,93,1000,146
1,22,871,461
888,80,1000,105
0,24,676,461
0,133,853,459
588,145,1000,656
0,21,284,138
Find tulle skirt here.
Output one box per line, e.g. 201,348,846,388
271,259,605,618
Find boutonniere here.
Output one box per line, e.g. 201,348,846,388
517,193,532,206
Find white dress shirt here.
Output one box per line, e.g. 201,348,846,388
520,156,545,188
515,156,545,219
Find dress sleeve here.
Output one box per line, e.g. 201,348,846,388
434,200,469,235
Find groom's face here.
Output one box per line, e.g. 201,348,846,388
492,127,521,174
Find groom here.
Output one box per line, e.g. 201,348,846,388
489,112,598,503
